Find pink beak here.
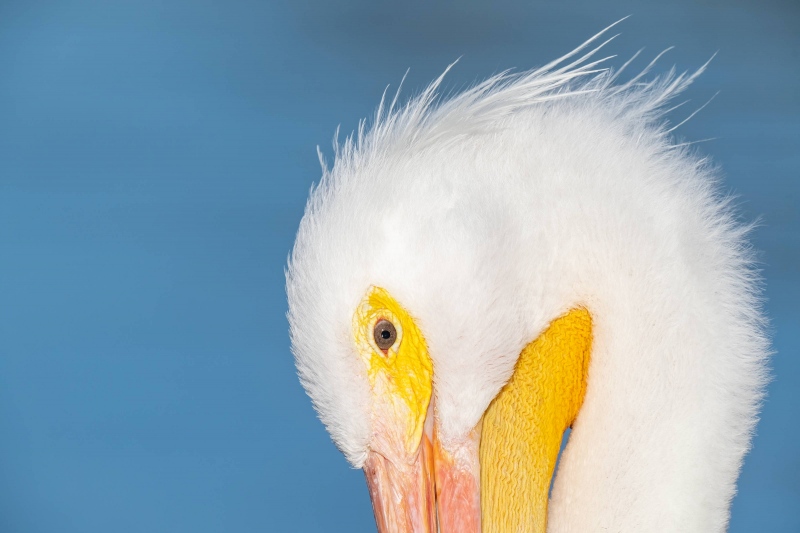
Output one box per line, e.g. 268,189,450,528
364,427,481,533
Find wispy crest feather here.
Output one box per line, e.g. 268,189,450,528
321,20,708,184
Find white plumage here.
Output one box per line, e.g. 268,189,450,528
286,26,769,532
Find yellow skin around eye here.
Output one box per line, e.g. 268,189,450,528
353,287,434,459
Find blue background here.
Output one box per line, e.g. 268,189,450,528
0,1,797,531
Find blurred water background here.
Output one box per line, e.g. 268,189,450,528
0,1,797,531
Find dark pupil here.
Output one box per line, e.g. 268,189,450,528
374,319,397,350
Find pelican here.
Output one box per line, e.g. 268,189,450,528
286,26,769,533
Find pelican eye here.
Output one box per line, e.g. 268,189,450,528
373,319,397,351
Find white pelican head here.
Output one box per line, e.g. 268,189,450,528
286,26,769,533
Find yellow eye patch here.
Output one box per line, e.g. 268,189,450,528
353,287,433,456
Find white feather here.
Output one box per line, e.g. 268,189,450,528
286,25,769,532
